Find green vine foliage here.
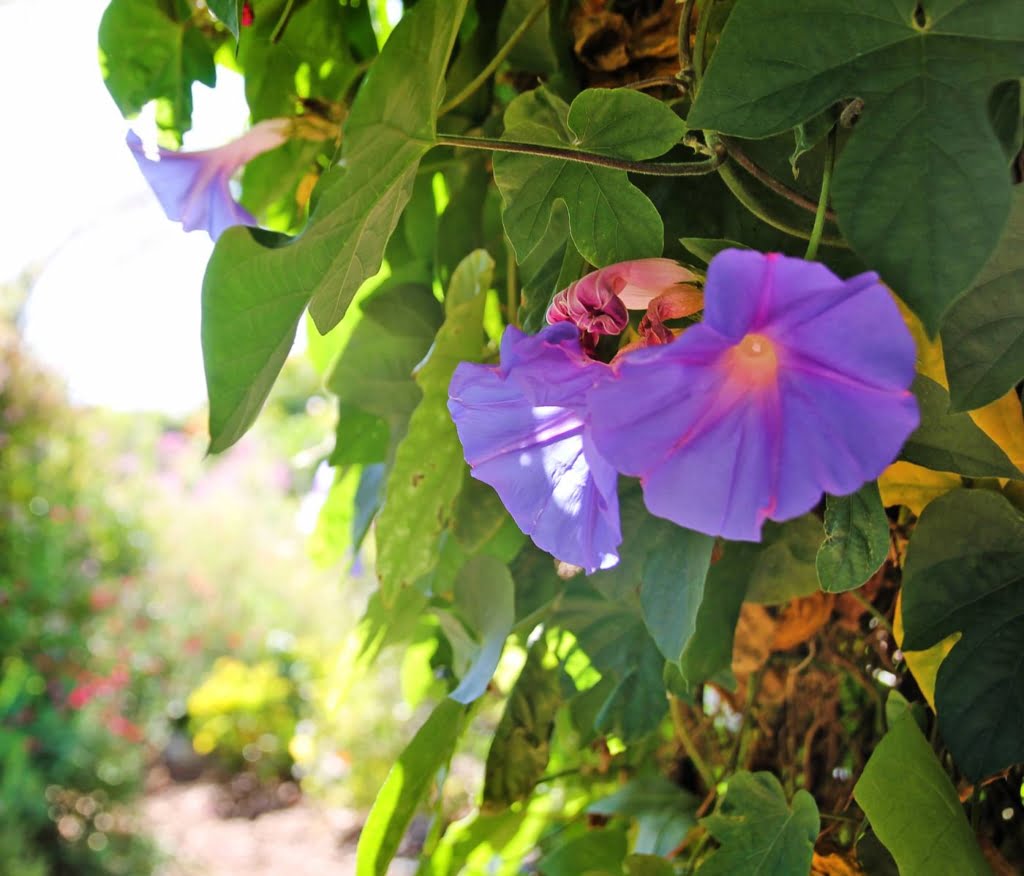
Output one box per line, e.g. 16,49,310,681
99,0,1024,872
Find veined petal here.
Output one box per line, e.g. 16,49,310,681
589,249,919,540
448,330,621,572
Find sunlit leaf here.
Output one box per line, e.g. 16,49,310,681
356,697,469,876
494,87,685,266
375,251,494,603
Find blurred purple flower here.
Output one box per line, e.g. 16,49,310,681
547,258,699,349
126,119,289,240
448,323,621,573
588,249,919,541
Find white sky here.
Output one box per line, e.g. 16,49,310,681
0,0,250,414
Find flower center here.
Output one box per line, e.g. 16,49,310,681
726,332,779,388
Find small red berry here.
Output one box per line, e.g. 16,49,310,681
241,0,255,27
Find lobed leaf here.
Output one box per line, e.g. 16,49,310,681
697,771,818,876
689,0,1024,331
494,87,686,267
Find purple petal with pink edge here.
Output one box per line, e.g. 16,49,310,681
448,332,621,572
589,249,919,541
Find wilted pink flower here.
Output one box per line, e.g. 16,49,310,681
126,119,289,240
588,250,919,541
547,258,700,347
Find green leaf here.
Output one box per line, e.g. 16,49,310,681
448,555,514,704
853,710,990,875
697,772,818,876
330,403,390,466
452,477,510,554
201,0,469,423
588,775,700,857
679,237,750,265
497,0,561,75
206,0,240,39
639,527,715,664
356,697,469,876
240,0,362,120
900,489,1024,780
554,581,668,741
744,515,822,604
482,636,563,812
623,855,675,876
901,376,1021,479
689,0,1024,331
815,482,889,593
328,280,443,425
375,251,494,603
98,0,216,139
494,87,686,266
677,543,750,689
539,829,629,876
942,188,1024,412
201,230,310,453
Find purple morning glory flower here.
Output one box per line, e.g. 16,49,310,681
448,323,621,573
126,119,289,240
588,249,919,541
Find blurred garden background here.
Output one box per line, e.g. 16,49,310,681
1,1,433,873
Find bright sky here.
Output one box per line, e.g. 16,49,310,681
0,0,249,414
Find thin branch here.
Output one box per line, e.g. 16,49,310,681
692,0,715,81
439,0,549,116
719,135,837,220
436,133,726,177
669,695,717,793
677,0,697,77
269,0,297,43
625,76,688,94
805,127,837,261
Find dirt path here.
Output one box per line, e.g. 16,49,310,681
143,783,412,876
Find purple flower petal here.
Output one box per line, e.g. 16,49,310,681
448,325,621,572
126,120,287,241
589,249,918,540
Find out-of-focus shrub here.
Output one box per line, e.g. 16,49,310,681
0,290,156,876
187,655,299,780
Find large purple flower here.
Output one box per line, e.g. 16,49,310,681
126,119,289,240
588,249,919,541
448,323,621,572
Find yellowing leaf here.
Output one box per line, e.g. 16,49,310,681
878,462,960,516
969,390,1024,473
893,592,959,712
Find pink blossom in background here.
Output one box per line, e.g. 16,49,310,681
126,119,289,240
588,249,919,541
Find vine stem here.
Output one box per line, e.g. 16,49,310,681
804,128,837,261
669,695,717,793
692,0,715,82
719,135,835,219
505,237,519,329
439,0,549,117
676,0,697,77
848,589,893,635
269,0,297,43
435,133,726,176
